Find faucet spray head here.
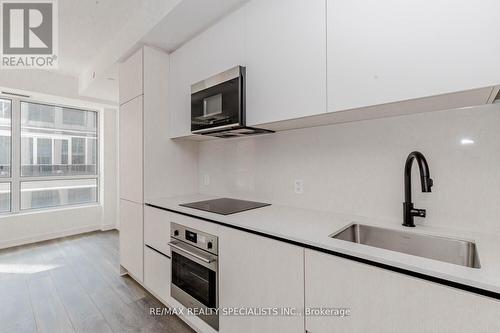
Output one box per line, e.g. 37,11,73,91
422,177,433,192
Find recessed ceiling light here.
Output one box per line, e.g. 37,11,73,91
460,138,475,145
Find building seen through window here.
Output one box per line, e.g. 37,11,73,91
0,99,11,212
0,98,99,213
21,102,98,177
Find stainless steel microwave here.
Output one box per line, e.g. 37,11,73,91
190,66,273,138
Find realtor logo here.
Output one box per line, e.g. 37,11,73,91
1,0,58,68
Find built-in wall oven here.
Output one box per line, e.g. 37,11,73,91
168,223,219,330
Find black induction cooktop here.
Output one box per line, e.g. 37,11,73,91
180,198,271,215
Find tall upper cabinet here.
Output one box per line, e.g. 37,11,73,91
119,46,198,282
244,0,326,126
168,0,327,138
169,8,246,138
119,49,145,282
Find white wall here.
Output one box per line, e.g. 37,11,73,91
0,206,105,249
198,103,500,235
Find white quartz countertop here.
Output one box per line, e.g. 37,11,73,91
146,194,500,296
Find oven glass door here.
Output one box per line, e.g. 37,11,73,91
191,77,242,132
172,251,217,308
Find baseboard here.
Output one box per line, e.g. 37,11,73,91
101,224,117,231
0,224,102,250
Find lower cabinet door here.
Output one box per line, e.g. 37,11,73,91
144,206,171,256
305,249,500,333
119,199,144,282
144,246,171,303
219,227,304,333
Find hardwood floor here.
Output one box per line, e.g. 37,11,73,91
0,230,195,333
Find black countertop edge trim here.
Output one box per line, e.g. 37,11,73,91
145,203,500,301
145,244,171,259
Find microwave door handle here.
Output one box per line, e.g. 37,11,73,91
167,242,215,264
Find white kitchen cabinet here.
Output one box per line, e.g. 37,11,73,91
327,0,500,112
169,9,245,138
143,47,198,198
144,206,172,304
119,95,143,204
166,0,499,136
219,227,304,333
168,0,326,135
245,0,327,126
305,249,500,333
144,246,171,304
119,199,144,282
119,46,198,286
119,49,143,105
144,206,170,256
144,205,171,304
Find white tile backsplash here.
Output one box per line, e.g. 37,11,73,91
198,104,500,234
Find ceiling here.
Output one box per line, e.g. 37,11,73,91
52,0,247,103
141,0,247,53
0,0,248,104
58,0,144,77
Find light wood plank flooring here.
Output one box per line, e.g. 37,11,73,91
0,230,195,333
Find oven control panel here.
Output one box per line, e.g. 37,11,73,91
170,222,218,255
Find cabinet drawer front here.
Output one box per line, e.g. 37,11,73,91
144,246,171,304
144,206,171,255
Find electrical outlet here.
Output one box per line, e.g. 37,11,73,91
203,174,210,186
294,179,304,194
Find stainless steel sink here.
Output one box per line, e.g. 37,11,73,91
331,224,480,268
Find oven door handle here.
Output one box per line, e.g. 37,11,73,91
168,241,215,264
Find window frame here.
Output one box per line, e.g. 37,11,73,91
0,97,12,213
0,95,100,214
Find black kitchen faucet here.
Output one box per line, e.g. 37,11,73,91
403,151,433,227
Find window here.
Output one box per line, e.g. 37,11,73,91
0,183,10,213
0,136,10,177
21,102,98,177
20,179,97,210
60,140,68,165
37,138,52,165
25,103,55,123
88,138,97,165
21,137,33,166
0,99,11,178
0,99,11,213
71,138,85,165
0,100,11,120
62,108,86,126
0,97,99,213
